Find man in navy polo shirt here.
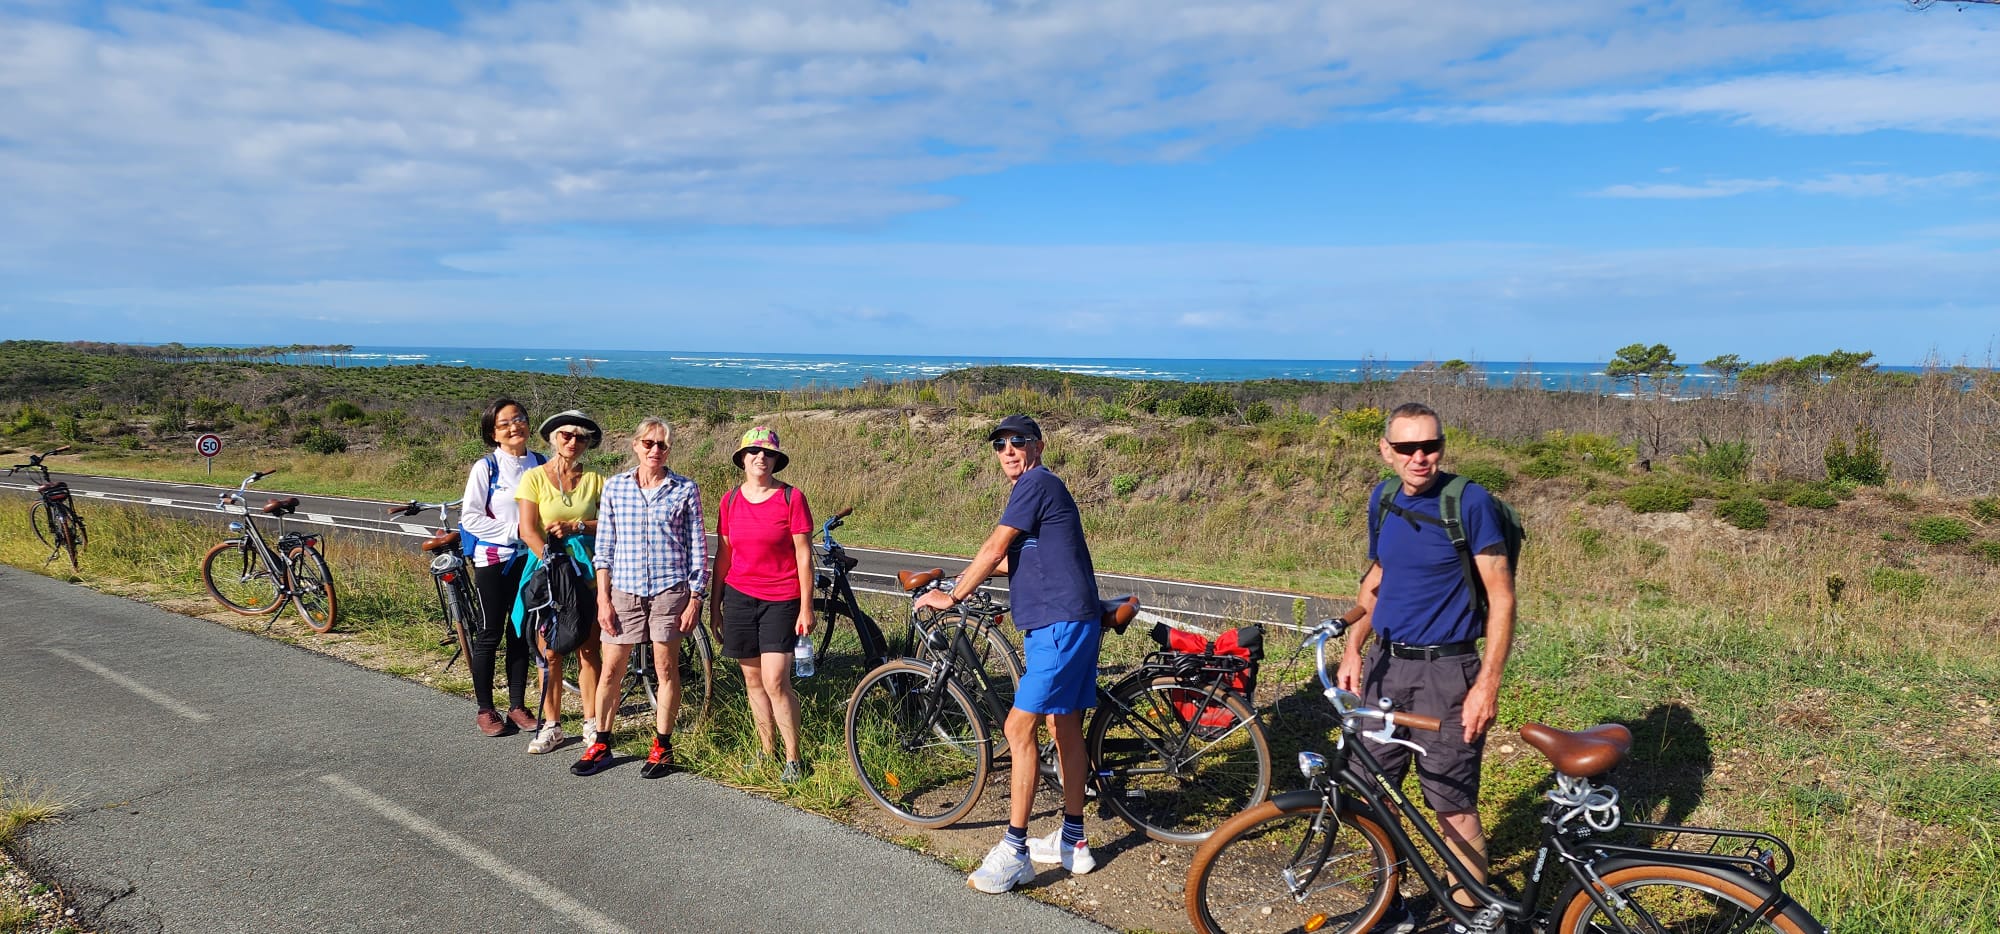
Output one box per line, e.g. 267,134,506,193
1337,402,1516,931
914,414,1103,894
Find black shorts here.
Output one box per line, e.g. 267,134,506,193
1358,643,1486,814
719,584,801,660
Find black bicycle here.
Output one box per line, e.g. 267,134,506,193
1185,618,1825,934
846,582,1272,844
200,470,339,633
806,506,892,671
554,619,717,737
386,498,478,670
6,446,86,569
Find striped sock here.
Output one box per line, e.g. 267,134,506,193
1004,825,1029,855
1062,814,1086,847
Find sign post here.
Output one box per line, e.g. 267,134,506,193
196,433,223,476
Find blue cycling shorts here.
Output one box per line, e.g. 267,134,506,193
1013,619,1101,715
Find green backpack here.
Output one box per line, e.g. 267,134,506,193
1369,473,1526,620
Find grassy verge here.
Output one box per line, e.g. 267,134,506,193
0,778,69,934
5,479,1997,932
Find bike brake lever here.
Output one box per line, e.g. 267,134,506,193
1361,720,1427,756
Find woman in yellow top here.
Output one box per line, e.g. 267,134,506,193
515,410,607,755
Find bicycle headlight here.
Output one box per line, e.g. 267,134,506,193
227,522,244,533
1297,751,1327,779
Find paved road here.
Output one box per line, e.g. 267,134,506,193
2,471,1353,632
0,567,1107,934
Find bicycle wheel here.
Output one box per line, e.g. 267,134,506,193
1556,861,1826,934
201,540,285,615
675,627,714,733
1089,676,1271,843
64,510,86,568
845,659,991,828
288,546,339,633
1186,797,1399,934
811,594,846,662
441,578,477,670
28,501,55,549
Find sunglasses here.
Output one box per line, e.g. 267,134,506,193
991,436,1037,451
1387,438,1445,456
553,430,590,444
742,448,776,459
636,439,668,451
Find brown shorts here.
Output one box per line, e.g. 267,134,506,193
604,586,690,646
1358,643,1485,813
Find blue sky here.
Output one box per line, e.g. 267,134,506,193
1,0,1996,365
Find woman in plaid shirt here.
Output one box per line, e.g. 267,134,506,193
574,417,707,779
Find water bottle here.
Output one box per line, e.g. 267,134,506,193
793,637,816,679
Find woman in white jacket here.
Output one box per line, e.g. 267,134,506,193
460,398,546,736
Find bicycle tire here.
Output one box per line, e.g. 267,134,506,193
288,545,339,633
1088,676,1271,843
1556,860,1826,934
28,500,55,549
1185,796,1399,934
442,578,477,670
811,595,845,663
64,510,86,568
846,659,991,829
201,540,285,615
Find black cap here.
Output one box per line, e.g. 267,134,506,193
537,410,602,449
987,414,1042,442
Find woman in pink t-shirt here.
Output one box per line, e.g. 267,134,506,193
708,426,814,783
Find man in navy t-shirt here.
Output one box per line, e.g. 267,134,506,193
1337,402,1517,930
914,414,1103,893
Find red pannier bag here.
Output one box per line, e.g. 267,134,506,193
1148,622,1265,732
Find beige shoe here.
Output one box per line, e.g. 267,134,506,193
527,724,566,754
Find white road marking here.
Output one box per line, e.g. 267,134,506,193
396,523,432,535
44,647,213,722
150,497,176,505
319,774,636,934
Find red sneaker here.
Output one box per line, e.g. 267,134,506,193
640,738,675,780
569,741,613,776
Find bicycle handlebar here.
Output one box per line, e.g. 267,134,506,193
387,499,462,523
1308,618,1442,734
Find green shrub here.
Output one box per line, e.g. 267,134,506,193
1335,407,1384,439
1972,541,2000,565
1621,482,1694,514
1169,385,1234,419
1867,567,1928,600
1111,474,1141,497
1681,438,1752,481
1825,424,1888,486
1242,400,1274,425
1972,498,2000,523
1910,516,1972,546
1521,453,1570,479
1454,460,1512,494
1716,496,1769,530
1784,486,1839,509
293,427,348,454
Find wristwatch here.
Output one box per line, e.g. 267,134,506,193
691,587,707,601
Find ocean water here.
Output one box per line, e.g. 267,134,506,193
328,346,1735,394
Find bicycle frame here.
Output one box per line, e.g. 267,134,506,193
1288,621,1800,934
216,472,316,618
388,498,476,669
813,508,891,669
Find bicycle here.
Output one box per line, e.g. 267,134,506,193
1184,617,1825,934
806,506,893,671
385,498,478,671
6,445,86,569
200,470,340,633
846,583,1272,844
552,611,717,737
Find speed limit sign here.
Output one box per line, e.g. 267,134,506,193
196,433,223,458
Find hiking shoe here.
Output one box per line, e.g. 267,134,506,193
507,708,540,731
527,724,565,754
639,738,674,780
476,708,511,737
1026,829,1097,875
1371,898,1418,934
570,741,613,776
780,760,807,784
967,841,1036,894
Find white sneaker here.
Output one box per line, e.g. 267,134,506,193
1027,829,1097,875
527,724,566,755
581,718,599,748
967,841,1036,894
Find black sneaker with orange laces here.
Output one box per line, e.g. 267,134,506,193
640,737,674,779
569,741,613,776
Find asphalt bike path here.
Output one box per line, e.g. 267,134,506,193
1,471,1349,629
0,567,1108,934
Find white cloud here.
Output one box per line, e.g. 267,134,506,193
1593,171,1986,199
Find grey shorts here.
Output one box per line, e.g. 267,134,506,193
604,587,690,646
1358,643,1486,814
